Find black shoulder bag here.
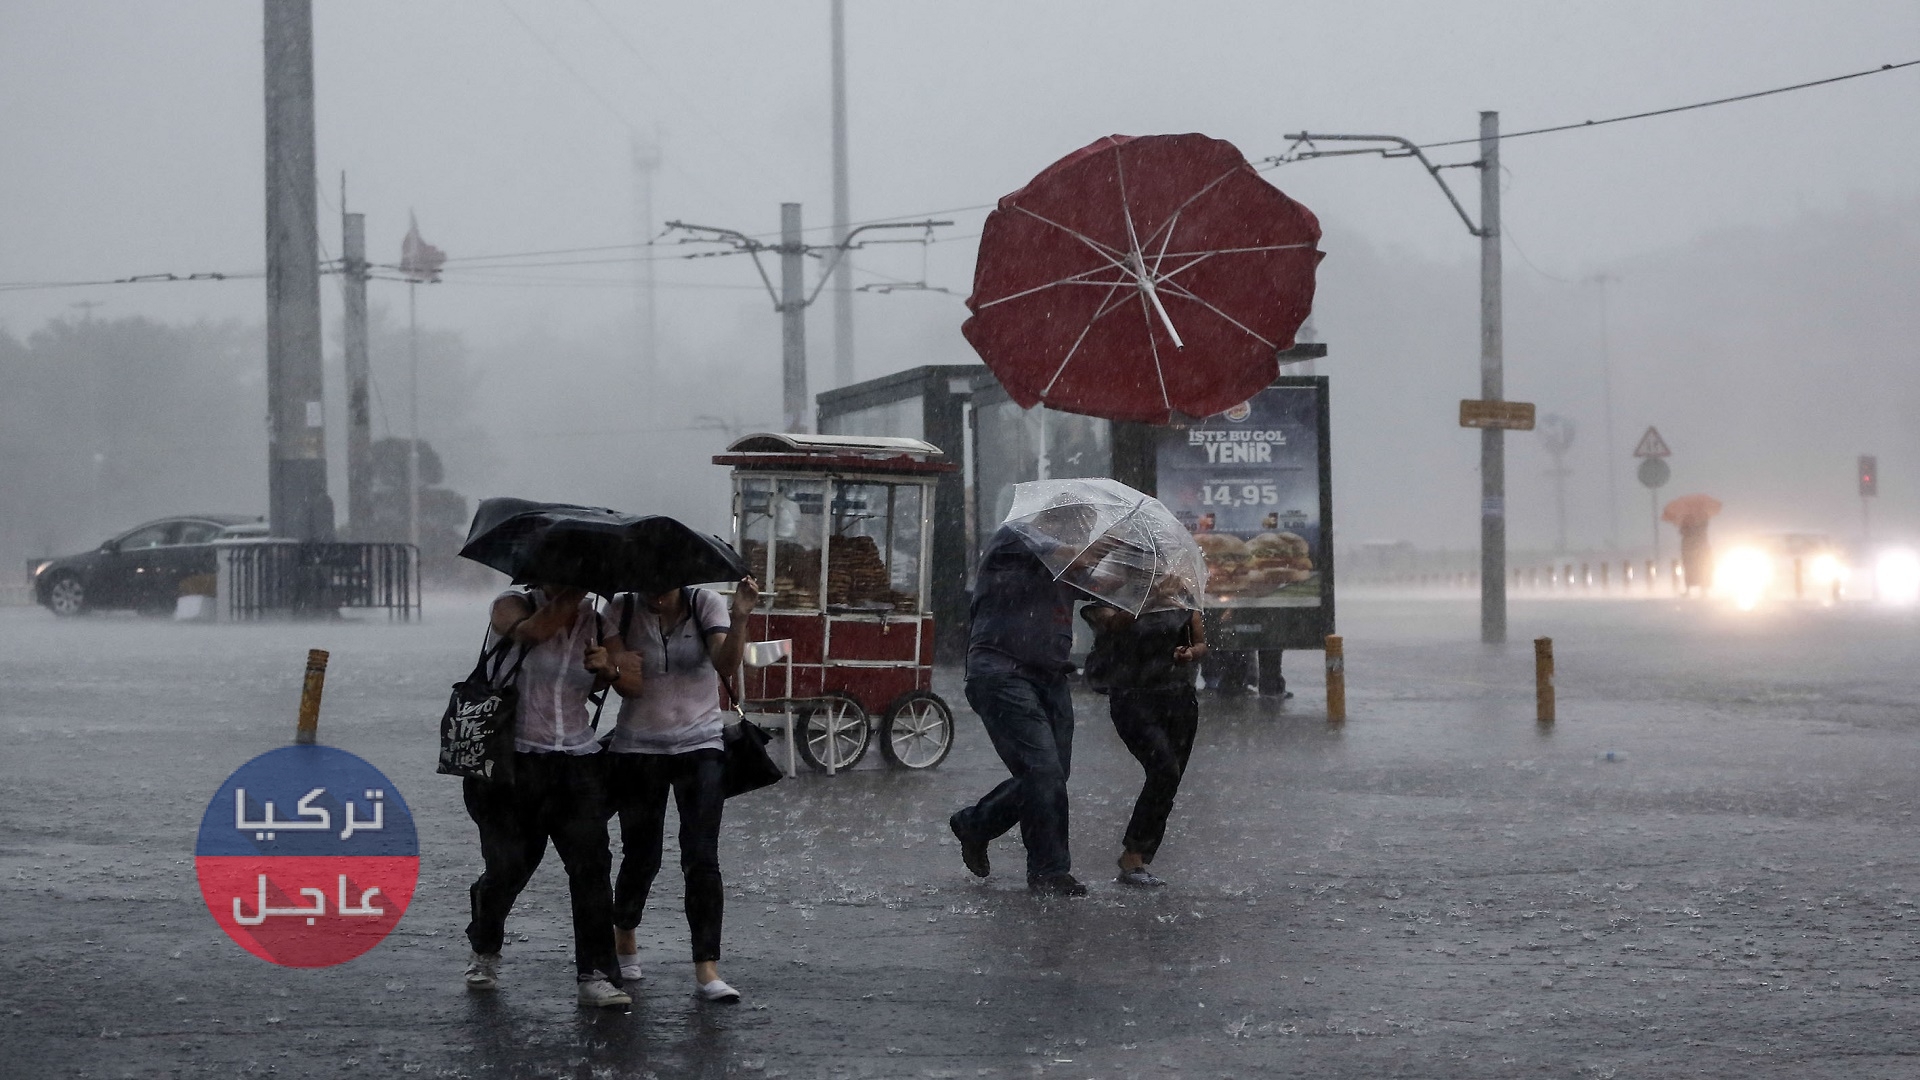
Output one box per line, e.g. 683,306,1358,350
664,588,783,798
437,612,532,783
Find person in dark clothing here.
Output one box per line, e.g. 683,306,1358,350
1082,599,1207,888
949,518,1096,896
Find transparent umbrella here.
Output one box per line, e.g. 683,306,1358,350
1003,477,1206,614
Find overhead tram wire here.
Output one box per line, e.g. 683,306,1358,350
496,0,641,136
1418,58,1919,149
1262,58,1920,172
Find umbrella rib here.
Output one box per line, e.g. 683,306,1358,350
1138,162,1253,252
1155,280,1279,349
1134,286,1173,415
1009,205,1129,263
1113,144,1185,349
973,266,1129,310
1039,281,1134,398
1044,278,1128,397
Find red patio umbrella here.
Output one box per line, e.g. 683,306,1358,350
1661,493,1723,529
961,133,1324,424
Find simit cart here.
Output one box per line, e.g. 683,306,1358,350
716,433,958,774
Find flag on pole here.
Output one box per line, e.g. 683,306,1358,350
399,213,446,284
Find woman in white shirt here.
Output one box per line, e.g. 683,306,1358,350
461,584,643,1009
603,575,758,1002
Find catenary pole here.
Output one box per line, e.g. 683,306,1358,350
407,283,422,549
662,212,949,432
1478,111,1506,644
262,0,332,540
632,135,660,415
829,0,855,388
1280,119,1509,642
341,208,373,539
1594,273,1621,548
779,203,808,433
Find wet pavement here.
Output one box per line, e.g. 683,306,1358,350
4,592,1920,1078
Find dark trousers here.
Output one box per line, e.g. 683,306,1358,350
609,749,726,963
955,672,1075,880
463,751,618,982
1109,686,1199,863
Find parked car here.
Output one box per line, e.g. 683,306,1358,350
29,515,268,616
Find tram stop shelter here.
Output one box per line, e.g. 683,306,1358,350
815,344,1330,689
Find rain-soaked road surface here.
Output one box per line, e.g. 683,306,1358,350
4,592,1920,1079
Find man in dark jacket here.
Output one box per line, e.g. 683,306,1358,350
949,517,1093,896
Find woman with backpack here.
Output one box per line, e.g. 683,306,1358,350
603,575,760,1002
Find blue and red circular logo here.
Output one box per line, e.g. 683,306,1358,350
195,746,418,967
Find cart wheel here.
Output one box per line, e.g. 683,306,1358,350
794,695,871,771
879,691,954,769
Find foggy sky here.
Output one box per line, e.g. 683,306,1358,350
2,1,1917,556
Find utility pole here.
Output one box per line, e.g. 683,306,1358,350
408,284,421,547
262,0,333,540
664,211,951,435
779,203,808,432
1283,112,1509,643
1591,272,1621,549
829,0,855,388
632,134,661,410
1478,112,1506,644
340,204,373,539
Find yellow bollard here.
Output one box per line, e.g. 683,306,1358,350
295,649,330,745
1534,637,1555,723
1324,635,1346,723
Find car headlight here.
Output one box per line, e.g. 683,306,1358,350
1716,547,1773,611
1808,552,1849,588
31,560,52,579
1876,548,1920,606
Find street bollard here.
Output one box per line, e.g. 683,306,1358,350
1324,635,1346,723
1581,563,1591,590
295,649,330,744
1534,637,1555,723
1647,559,1656,592
1672,559,1683,595
1600,562,1610,592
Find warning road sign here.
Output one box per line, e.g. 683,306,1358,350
1632,426,1671,458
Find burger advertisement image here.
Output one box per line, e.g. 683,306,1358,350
1155,383,1325,609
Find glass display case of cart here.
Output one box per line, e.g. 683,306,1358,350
715,433,960,772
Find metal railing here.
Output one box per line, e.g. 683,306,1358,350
222,542,419,620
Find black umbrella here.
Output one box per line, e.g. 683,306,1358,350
459,497,748,597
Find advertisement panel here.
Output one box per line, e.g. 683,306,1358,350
1153,378,1332,648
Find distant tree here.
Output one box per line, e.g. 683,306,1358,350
360,436,473,582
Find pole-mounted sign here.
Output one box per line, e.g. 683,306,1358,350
1459,399,1536,431
1632,426,1671,459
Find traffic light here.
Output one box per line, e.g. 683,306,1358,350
1859,455,1879,498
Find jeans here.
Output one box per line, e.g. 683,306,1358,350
608,749,726,963
463,751,618,982
954,672,1075,880
1109,686,1199,863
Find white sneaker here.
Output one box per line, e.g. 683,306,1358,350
577,976,632,1008
617,954,643,983
697,978,741,1003
464,951,500,991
